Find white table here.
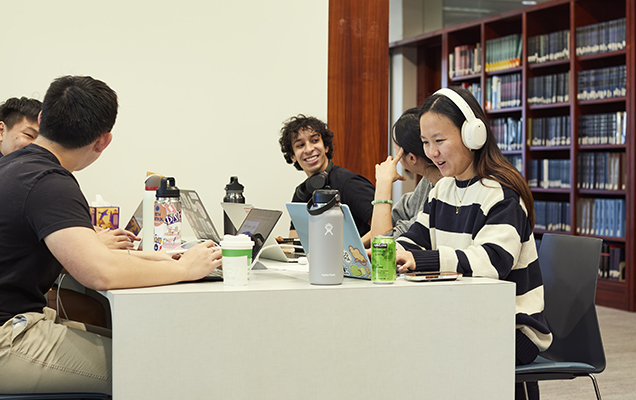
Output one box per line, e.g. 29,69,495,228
103,264,515,399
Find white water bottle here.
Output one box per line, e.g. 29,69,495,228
154,177,182,251
142,174,162,252
307,189,343,285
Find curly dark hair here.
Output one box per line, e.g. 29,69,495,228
278,114,334,171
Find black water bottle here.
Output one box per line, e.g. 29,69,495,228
223,176,245,235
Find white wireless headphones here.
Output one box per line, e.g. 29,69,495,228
434,88,487,150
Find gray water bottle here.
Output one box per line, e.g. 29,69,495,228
307,189,344,285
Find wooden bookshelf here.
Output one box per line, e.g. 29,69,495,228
389,0,636,311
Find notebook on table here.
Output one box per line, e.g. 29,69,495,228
285,202,372,280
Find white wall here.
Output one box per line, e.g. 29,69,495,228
1,0,328,238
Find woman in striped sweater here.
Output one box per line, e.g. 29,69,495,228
395,87,552,400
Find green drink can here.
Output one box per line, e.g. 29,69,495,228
371,236,396,284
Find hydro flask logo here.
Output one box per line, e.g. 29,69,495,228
324,223,334,236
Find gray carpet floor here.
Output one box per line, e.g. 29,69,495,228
539,305,636,399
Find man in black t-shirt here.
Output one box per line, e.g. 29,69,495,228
0,76,222,395
278,115,375,236
0,96,142,328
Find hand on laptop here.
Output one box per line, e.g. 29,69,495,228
178,240,223,281
96,226,140,250
396,249,415,272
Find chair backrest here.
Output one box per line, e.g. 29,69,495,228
537,233,606,373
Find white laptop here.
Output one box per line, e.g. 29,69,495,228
285,202,372,280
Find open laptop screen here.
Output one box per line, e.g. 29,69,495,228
237,208,283,259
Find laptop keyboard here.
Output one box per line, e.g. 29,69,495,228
207,268,223,278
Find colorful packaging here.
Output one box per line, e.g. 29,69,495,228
90,206,120,230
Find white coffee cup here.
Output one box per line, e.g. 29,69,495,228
220,234,254,286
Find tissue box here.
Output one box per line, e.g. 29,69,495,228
90,206,120,229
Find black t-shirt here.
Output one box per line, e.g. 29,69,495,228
0,144,93,324
292,164,375,235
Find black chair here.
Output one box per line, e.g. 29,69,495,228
0,393,109,399
516,233,605,400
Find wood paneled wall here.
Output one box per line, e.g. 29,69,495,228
328,0,390,183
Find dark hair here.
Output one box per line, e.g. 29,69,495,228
392,107,433,166
0,97,42,129
39,76,118,149
419,87,535,227
278,114,334,171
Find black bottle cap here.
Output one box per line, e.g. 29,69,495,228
156,177,180,198
313,188,340,204
225,176,244,192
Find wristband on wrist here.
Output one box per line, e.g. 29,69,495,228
371,199,393,206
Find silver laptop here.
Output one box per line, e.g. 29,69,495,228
221,202,300,263
181,189,222,244
235,208,283,260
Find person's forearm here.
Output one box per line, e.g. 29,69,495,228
75,250,188,291
368,177,394,240
45,228,210,291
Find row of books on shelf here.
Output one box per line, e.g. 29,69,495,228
485,73,521,110
577,65,627,101
491,117,522,151
534,201,570,232
448,44,481,78
528,72,569,105
459,82,482,107
527,159,571,189
577,152,626,191
527,116,571,147
485,34,522,72
528,30,570,64
576,198,625,238
505,154,522,173
576,18,626,57
449,16,625,75
598,243,625,281
579,112,627,145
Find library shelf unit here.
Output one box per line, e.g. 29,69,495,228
389,0,636,311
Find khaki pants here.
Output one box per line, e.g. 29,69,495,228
0,307,111,395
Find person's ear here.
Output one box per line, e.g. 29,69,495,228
0,121,5,141
38,111,42,125
93,132,113,153
408,153,417,165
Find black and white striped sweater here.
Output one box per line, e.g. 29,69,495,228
397,176,553,352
